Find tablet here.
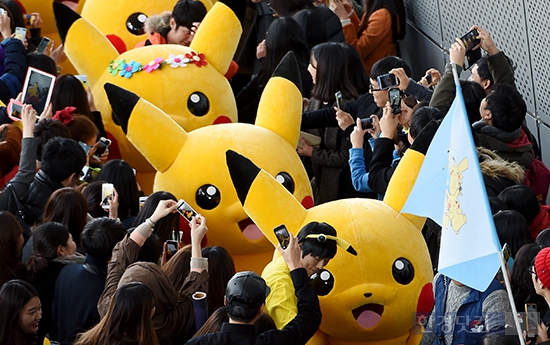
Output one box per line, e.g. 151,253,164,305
22,67,56,115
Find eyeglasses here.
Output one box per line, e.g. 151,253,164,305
369,84,385,93
528,266,537,276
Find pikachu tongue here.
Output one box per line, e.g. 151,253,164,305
243,223,263,241
356,310,381,329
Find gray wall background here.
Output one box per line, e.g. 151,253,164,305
400,0,549,165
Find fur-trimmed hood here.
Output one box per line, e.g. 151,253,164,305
478,146,525,184
144,11,172,34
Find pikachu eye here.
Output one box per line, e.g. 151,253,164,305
126,12,147,35
188,92,210,117
196,184,220,210
275,172,294,194
392,258,414,285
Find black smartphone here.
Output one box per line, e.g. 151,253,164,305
388,88,401,115
177,199,198,222
424,73,433,84
460,29,480,51
525,303,538,341
165,240,178,262
274,224,290,250
93,137,111,160
335,91,343,108
377,73,399,90
360,118,373,130
36,37,51,54
464,48,482,70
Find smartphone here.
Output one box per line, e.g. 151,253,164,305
388,88,401,115
139,196,147,211
14,27,26,42
273,224,290,250
464,48,482,70
7,99,23,121
101,183,114,210
460,29,480,51
75,74,87,88
176,199,198,222
525,303,538,341
93,137,111,160
360,117,373,130
335,91,343,109
424,73,432,84
165,240,178,262
36,37,51,54
24,14,35,26
377,73,399,90
502,243,511,264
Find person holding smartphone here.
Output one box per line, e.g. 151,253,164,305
261,221,339,329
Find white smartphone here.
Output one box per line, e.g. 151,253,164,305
101,183,114,210
139,196,147,211
14,27,27,42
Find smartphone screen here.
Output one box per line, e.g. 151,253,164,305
36,37,51,54
93,137,111,160
273,224,290,249
176,199,198,222
165,240,178,261
388,88,401,115
526,303,538,339
335,91,343,109
377,73,399,90
75,74,88,88
14,27,26,42
101,183,114,210
424,73,433,84
10,101,23,119
460,29,480,51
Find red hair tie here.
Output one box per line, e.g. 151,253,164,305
53,106,77,126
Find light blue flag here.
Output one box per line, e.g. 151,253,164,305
401,80,501,292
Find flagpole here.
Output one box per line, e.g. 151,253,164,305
498,251,526,345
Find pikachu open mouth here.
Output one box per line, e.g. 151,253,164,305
352,304,384,329
238,218,264,241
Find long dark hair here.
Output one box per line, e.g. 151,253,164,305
201,246,236,313
0,280,40,345
0,212,25,286
268,0,313,17
340,42,370,94
97,160,140,221
74,282,159,345
43,187,88,248
358,0,406,42
263,17,310,85
51,74,91,119
26,222,71,279
510,244,542,312
310,42,357,104
133,191,179,243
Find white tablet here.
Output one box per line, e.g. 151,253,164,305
21,67,56,115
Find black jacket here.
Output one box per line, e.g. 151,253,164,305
0,38,27,107
52,255,107,345
186,268,321,345
20,169,64,226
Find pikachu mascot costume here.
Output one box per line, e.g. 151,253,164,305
53,1,239,192
101,52,314,274
222,123,439,344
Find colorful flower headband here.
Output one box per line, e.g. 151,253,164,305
108,51,208,78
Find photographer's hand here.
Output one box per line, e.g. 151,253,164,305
389,68,410,91
108,188,119,219
296,138,313,157
150,199,178,223
278,233,301,271
449,38,466,66
379,102,399,140
472,25,499,56
350,117,368,148
21,104,37,138
335,107,354,130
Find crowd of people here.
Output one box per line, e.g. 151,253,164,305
0,0,549,344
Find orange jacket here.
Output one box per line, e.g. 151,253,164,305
342,8,396,75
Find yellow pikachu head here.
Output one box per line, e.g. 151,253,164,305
54,2,240,180
104,52,314,273
80,0,213,52
224,146,435,344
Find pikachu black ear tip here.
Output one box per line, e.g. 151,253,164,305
347,246,358,256
53,2,81,44
271,51,302,94
225,150,261,205
103,83,139,135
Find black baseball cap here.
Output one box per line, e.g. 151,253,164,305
226,271,271,309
